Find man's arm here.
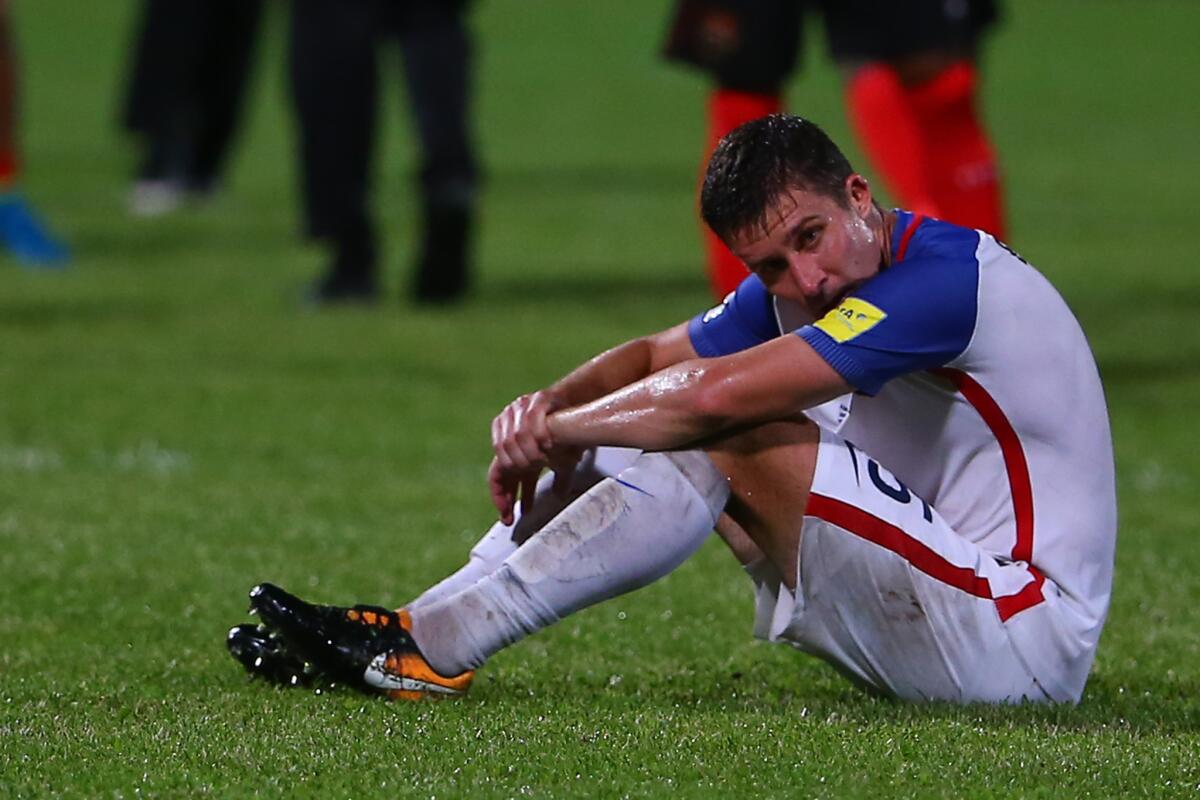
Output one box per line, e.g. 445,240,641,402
490,321,698,522
546,333,851,452
547,321,700,406
491,321,696,465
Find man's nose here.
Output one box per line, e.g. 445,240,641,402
790,255,823,296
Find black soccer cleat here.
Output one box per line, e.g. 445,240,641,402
246,582,472,700
226,623,320,688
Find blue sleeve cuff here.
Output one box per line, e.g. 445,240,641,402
687,276,778,358
687,315,726,358
796,327,884,396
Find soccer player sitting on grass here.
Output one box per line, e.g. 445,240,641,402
228,115,1115,703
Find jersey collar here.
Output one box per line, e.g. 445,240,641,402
890,209,926,264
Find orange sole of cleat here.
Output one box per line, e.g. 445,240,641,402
387,689,439,701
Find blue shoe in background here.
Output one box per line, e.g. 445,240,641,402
0,193,70,268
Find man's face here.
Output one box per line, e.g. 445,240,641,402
727,176,883,318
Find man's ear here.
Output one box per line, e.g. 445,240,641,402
845,174,873,216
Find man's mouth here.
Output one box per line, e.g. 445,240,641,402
817,281,863,316
816,289,847,317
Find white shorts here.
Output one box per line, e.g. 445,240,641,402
747,428,1093,704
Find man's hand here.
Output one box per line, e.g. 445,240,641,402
485,323,700,523
487,450,583,525
489,390,577,523
491,390,563,473
488,456,533,526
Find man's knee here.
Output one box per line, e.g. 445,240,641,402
704,417,820,463
700,419,821,505
512,447,642,543
660,450,729,518
701,418,821,561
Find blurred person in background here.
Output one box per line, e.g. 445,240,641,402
120,0,265,216
0,0,68,267
291,0,478,307
664,0,1004,298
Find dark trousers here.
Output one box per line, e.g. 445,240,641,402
122,0,264,186
289,0,477,282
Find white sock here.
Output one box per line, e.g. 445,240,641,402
406,447,641,611
404,519,519,613
409,450,729,675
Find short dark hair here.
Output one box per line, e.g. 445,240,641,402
700,115,854,243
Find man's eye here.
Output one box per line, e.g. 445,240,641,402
801,228,821,247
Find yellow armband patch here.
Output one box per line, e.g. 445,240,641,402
813,298,888,343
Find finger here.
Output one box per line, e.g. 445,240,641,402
493,441,513,470
489,462,516,525
493,489,514,526
505,396,531,435
514,430,549,467
529,407,555,452
491,414,505,450
493,406,516,451
498,438,528,471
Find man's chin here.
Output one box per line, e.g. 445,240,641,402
816,294,846,317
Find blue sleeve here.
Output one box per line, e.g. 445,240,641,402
687,274,780,357
796,253,979,395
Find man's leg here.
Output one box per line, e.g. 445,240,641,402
829,0,1004,236
247,420,818,688
903,59,1005,238
188,0,265,193
288,0,380,302
406,418,821,681
704,419,821,588
242,416,1067,701
395,0,478,303
120,0,207,184
847,52,1006,238
240,447,730,696
707,421,1064,703
660,0,802,300
843,61,943,219
241,420,813,694
405,447,641,611
703,87,781,299
407,450,729,676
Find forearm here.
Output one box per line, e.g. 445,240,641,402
545,335,853,453
543,321,696,409
547,361,726,452
543,338,657,408
489,323,699,520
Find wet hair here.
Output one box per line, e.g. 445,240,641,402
700,114,855,243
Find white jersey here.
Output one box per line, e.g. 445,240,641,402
688,211,1116,696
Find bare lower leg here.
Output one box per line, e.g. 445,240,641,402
714,514,763,566
705,419,821,591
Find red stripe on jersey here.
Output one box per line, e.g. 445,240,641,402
930,367,1044,619
807,493,994,600
895,214,926,262
994,567,1046,622
931,369,1035,562
806,493,1042,622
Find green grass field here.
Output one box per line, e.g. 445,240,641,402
3,0,1199,796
